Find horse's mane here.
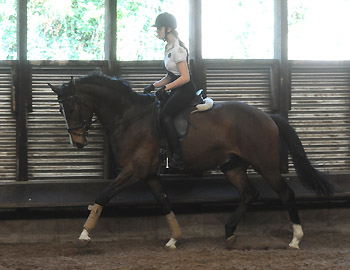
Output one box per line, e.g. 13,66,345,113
75,72,154,105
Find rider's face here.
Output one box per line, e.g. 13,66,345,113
156,26,166,40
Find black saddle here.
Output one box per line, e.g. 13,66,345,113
156,90,206,139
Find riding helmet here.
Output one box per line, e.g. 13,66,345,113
152,12,177,29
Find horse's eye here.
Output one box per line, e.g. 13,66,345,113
67,105,75,114
60,102,75,115
59,104,73,116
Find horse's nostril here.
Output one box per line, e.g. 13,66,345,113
73,142,85,149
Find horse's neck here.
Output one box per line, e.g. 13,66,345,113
80,84,153,133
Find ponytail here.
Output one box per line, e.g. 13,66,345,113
172,30,189,63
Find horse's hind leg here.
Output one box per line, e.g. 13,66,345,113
222,163,259,249
260,170,303,249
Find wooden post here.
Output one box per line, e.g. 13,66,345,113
189,0,206,94
103,0,117,178
105,0,117,75
274,0,289,172
16,0,28,181
274,0,290,116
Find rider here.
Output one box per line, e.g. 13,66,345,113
144,12,196,170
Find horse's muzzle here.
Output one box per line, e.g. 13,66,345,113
69,129,88,149
73,141,86,149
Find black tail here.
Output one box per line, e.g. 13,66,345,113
270,114,334,197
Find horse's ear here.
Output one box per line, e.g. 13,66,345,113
48,83,60,94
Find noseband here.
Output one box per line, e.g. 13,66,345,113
58,95,97,138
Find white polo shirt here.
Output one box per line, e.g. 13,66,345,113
164,38,188,77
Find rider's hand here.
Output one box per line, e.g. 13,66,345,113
143,84,155,94
156,86,168,100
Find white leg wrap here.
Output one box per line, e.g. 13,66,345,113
79,228,91,241
165,238,177,249
289,224,303,249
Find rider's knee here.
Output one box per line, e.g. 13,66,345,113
160,114,172,126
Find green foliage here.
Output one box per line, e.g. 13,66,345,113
0,0,276,61
288,2,306,26
27,0,104,60
116,0,190,60
116,0,171,61
0,0,17,60
0,0,182,60
8,0,344,61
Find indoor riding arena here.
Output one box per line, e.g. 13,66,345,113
1,1,350,269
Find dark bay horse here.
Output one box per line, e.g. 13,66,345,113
49,73,333,249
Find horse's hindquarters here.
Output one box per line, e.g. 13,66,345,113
182,102,279,172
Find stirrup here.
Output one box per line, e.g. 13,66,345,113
169,155,185,170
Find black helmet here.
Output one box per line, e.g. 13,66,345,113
152,12,177,29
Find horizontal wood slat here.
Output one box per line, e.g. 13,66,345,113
0,66,16,181
119,61,164,92
204,61,273,113
289,63,350,172
28,64,107,180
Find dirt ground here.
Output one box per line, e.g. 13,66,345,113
0,232,349,270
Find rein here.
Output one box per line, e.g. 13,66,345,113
59,94,157,135
102,101,157,132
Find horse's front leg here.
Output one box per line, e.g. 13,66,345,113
79,168,141,242
79,203,103,241
145,177,182,249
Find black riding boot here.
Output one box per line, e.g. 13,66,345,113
162,117,185,170
169,153,185,170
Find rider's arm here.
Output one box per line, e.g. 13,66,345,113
153,74,172,88
164,61,190,91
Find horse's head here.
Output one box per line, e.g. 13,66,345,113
49,77,94,149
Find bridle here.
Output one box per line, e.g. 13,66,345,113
58,94,97,138
58,93,157,137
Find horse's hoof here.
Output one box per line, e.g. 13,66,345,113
79,229,91,242
165,245,177,250
289,224,302,250
79,236,91,242
76,239,91,248
165,238,177,250
288,242,300,250
226,235,237,250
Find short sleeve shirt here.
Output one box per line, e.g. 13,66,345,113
164,39,188,76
